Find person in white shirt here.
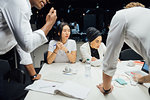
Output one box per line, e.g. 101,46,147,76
0,0,57,82
0,0,57,53
80,27,106,67
47,22,77,63
97,2,150,94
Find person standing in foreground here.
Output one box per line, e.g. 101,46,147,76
0,0,57,81
0,0,57,53
0,0,57,99
97,2,150,94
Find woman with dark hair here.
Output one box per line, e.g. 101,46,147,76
47,22,77,64
80,27,106,67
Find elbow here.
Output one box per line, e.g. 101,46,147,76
18,43,33,53
23,47,32,53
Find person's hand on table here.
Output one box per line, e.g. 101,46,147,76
133,73,142,83
97,83,113,95
32,74,41,81
91,57,97,61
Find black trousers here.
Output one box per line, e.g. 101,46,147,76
0,48,16,99
0,48,16,69
0,48,28,100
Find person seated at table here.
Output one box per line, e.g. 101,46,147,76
80,27,106,67
47,22,77,64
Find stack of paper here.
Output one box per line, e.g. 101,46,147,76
25,80,90,99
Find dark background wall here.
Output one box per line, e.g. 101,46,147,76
30,0,150,49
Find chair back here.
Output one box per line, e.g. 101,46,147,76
119,49,143,60
44,51,48,63
0,60,10,79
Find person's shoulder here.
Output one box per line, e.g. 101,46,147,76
100,42,106,47
6,0,31,13
113,9,127,21
68,39,76,43
80,42,88,48
10,0,29,9
49,40,57,44
115,9,127,16
101,42,105,45
116,7,146,14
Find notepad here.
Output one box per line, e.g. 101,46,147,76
25,80,90,100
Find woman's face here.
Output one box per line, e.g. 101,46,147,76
61,25,71,41
90,36,102,49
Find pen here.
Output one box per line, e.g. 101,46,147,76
39,85,56,88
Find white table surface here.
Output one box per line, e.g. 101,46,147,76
25,61,150,100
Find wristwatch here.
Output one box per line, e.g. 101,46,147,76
30,74,37,79
103,88,111,94
65,50,69,53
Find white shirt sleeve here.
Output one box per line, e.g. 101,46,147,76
103,11,126,76
80,43,92,62
1,0,48,53
16,45,33,65
71,40,77,51
48,40,55,52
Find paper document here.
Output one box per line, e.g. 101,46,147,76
58,81,90,99
25,80,90,99
25,80,62,94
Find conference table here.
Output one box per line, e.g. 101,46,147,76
25,61,150,100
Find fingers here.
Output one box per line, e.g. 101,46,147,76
53,10,57,17
46,7,57,25
49,7,54,15
97,84,105,94
97,83,103,89
97,83,113,95
91,57,97,61
42,0,47,5
133,73,141,82
48,7,57,17
47,0,50,4
56,42,63,49
97,84,102,89
32,74,41,80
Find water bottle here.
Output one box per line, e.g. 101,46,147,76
85,59,91,77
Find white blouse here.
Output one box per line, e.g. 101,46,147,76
48,39,77,63
80,42,106,67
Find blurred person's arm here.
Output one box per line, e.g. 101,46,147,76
99,11,126,94
133,73,150,83
16,45,40,80
47,41,61,64
25,64,41,80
